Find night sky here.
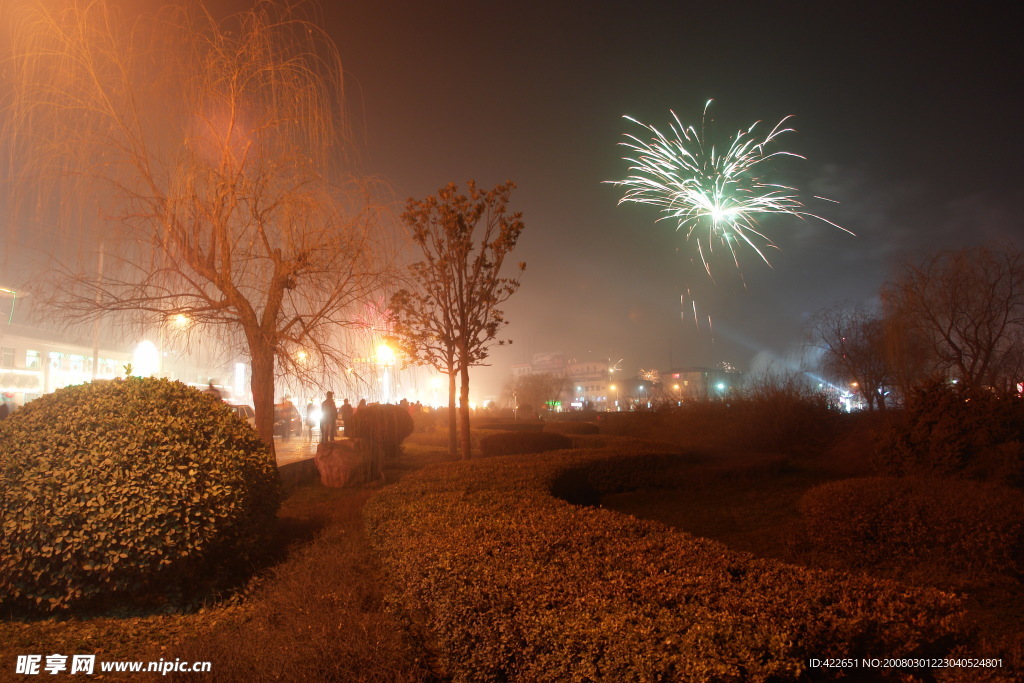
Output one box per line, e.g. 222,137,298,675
7,1,1024,400
303,0,1024,396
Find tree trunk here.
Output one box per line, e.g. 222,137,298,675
459,362,471,460
447,371,458,458
250,343,277,461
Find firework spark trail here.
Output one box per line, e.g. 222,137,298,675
355,296,394,336
613,100,851,280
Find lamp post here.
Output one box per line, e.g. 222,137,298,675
610,384,618,411
375,343,396,403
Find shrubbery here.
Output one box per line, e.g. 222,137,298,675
364,446,967,681
473,420,543,433
594,378,841,456
875,380,1024,482
799,476,1024,575
479,430,572,457
0,377,280,613
548,408,600,423
543,421,599,436
346,403,414,479
346,403,414,459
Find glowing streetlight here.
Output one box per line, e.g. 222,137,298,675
375,343,396,403
375,343,396,366
132,341,160,377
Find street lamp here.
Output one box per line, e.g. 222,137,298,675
375,343,396,403
610,384,618,411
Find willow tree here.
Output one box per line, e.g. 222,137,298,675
1,1,394,453
389,181,525,459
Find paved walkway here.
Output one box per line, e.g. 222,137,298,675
274,435,319,466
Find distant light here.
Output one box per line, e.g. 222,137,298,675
234,363,246,403
376,343,396,365
132,341,160,377
716,382,726,391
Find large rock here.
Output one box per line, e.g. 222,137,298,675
315,439,362,487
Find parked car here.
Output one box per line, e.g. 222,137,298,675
274,402,303,438
227,404,256,429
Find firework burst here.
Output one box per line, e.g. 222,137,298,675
613,100,850,279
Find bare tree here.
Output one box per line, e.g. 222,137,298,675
878,304,935,404
1,1,395,453
389,181,525,459
882,244,1024,393
808,303,891,410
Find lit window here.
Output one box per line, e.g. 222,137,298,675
25,350,40,369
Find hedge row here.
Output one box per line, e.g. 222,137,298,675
479,431,572,457
363,444,967,682
543,421,599,436
799,476,1024,575
473,420,545,433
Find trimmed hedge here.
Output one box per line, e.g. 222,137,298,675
799,476,1024,575
543,421,599,436
0,377,280,613
364,445,967,681
474,420,544,433
346,403,414,457
479,430,572,457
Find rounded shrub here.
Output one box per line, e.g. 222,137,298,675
0,377,281,613
799,476,1024,575
346,403,414,460
480,430,572,457
346,403,414,480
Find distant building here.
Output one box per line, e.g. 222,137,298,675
0,289,132,407
0,285,246,408
566,358,612,410
663,366,743,401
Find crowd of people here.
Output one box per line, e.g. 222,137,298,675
294,394,427,443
